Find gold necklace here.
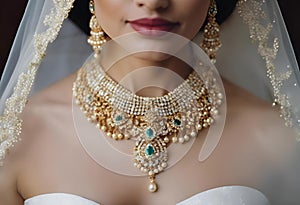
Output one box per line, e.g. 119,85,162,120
73,58,223,192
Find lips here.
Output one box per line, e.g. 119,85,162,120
128,18,179,36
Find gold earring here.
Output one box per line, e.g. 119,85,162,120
88,0,107,56
201,0,221,63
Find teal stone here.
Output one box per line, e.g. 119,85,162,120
206,97,212,103
86,95,92,102
145,144,155,156
209,6,217,16
174,119,181,127
89,2,95,13
145,128,154,139
115,115,123,122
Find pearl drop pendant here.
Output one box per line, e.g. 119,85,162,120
148,175,158,193
148,182,158,193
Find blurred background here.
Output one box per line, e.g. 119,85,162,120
0,0,299,75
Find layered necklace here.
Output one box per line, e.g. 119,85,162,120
73,58,223,192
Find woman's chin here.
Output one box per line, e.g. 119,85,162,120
131,51,173,63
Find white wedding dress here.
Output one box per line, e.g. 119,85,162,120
24,186,270,205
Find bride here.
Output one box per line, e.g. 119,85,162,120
1,0,300,204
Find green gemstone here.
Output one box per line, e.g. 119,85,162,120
174,119,181,127
145,128,154,139
209,6,217,16
206,97,212,103
86,95,92,102
145,144,155,156
89,2,95,13
115,115,123,122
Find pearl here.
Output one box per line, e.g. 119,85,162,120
161,162,167,168
117,133,124,140
178,137,184,144
184,135,190,141
212,109,219,115
101,126,107,131
148,182,158,193
172,137,178,143
124,134,130,140
112,134,118,140
190,131,197,138
208,118,214,124
217,93,223,99
196,124,202,130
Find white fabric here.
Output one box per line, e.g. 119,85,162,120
177,186,270,205
24,193,99,205
24,186,270,205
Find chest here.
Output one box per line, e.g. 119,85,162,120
18,121,269,205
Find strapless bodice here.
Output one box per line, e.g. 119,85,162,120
24,186,270,205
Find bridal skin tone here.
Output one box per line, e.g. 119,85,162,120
94,0,210,86
1,0,297,205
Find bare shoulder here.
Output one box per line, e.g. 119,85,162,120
18,72,77,161
22,72,76,127
223,79,297,161
0,73,77,203
29,73,76,105
17,73,76,151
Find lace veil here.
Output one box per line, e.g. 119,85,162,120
0,0,299,173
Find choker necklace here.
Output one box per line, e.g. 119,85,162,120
73,58,223,192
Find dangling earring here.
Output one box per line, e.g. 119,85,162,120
88,0,107,56
201,0,221,64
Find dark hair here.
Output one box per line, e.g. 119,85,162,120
69,0,239,35
69,0,91,35
216,0,239,24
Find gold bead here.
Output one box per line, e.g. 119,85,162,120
117,133,124,140
112,133,118,140
101,126,107,131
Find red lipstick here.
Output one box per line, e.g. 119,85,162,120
128,18,179,36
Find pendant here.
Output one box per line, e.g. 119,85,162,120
133,134,168,192
148,175,158,193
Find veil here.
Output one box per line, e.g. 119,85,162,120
0,0,300,196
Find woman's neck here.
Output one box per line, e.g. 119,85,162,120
100,43,194,97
